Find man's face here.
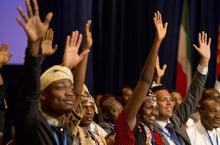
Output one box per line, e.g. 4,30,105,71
200,99,220,130
170,91,182,105
80,101,95,127
106,101,123,123
155,89,175,122
120,87,133,106
41,79,75,116
139,98,158,126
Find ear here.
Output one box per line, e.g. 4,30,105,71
40,91,46,101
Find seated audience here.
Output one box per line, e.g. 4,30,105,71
99,98,122,134
137,89,158,144
65,85,107,145
116,85,133,107
151,31,211,145
114,10,168,144
63,20,107,145
169,89,182,108
187,88,220,145
13,0,88,144
93,93,104,124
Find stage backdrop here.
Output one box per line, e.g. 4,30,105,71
36,0,220,95
0,0,219,94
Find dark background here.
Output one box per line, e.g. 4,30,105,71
2,0,219,96
36,0,219,94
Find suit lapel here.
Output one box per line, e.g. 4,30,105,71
153,124,170,145
172,122,190,145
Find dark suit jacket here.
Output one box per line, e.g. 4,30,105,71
14,56,74,145
153,70,207,145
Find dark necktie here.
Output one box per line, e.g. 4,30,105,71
165,123,181,145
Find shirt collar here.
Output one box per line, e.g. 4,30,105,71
155,119,171,129
40,109,62,127
198,120,216,135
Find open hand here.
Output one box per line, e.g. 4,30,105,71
193,31,211,66
0,43,12,68
16,0,53,43
62,31,89,69
155,55,167,79
41,28,58,57
153,11,168,41
83,20,93,50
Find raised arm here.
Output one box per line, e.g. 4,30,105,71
0,43,12,85
16,0,53,56
0,42,12,110
154,55,167,84
175,31,211,123
125,11,168,130
74,20,92,95
16,0,53,103
193,31,211,66
61,30,89,69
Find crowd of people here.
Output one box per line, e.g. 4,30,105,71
0,0,219,145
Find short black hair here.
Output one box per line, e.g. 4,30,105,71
151,85,168,93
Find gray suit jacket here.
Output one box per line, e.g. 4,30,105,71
153,70,207,145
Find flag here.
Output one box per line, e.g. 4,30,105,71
216,21,220,77
214,21,220,93
175,0,192,98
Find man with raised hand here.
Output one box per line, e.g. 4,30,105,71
14,0,88,144
152,31,211,145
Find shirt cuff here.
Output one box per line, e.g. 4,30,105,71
151,81,162,88
197,64,208,75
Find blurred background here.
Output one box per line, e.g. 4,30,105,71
0,0,220,97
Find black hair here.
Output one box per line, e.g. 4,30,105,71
151,85,168,93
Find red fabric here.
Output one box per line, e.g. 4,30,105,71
176,62,187,97
152,131,164,145
114,108,135,145
216,22,220,76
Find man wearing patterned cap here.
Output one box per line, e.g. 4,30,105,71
65,84,107,145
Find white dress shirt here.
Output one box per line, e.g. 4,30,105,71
155,120,177,145
187,120,220,145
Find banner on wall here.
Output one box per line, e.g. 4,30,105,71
175,0,192,98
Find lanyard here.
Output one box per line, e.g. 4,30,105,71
48,122,68,145
139,121,155,145
52,127,67,145
159,128,181,145
206,129,219,145
149,127,155,145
